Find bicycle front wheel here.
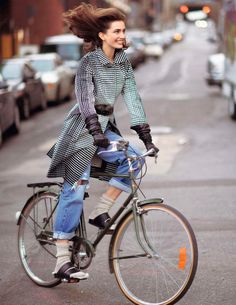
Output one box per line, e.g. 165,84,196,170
111,203,198,305
17,191,61,287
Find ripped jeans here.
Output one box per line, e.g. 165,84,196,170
53,129,143,240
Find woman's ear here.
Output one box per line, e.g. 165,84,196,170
98,32,105,41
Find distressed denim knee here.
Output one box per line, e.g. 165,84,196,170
53,166,90,240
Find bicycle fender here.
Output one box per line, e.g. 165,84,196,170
16,191,47,225
108,198,164,273
140,198,164,205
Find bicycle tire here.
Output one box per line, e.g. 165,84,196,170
17,191,61,287
110,203,198,305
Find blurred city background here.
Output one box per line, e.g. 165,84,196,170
0,0,235,145
0,0,223,59
0,1,236,305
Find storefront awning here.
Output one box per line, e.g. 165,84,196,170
104,0,131,14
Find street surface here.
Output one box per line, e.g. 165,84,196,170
0,24,236,305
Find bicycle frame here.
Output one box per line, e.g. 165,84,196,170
80,153,163,258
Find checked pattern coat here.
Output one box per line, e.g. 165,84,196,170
47,47,148,185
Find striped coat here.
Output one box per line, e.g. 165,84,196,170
47,47,148,185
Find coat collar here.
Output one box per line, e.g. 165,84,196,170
95,47,128,66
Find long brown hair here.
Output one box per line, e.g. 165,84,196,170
63,3,127,52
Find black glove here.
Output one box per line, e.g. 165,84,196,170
131,124,159,156
85,114,110,148
93,133,110,148
145,142,159,156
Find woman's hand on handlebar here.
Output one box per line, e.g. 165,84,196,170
93,133,110,148
145,142,159,157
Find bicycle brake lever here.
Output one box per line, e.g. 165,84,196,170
155,153,158,164
146,148,158,162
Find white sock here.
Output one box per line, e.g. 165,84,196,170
89,194,115,220
53,242,71,273
53,242,89,279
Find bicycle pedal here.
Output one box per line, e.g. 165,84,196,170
101,224,116,235
61,278,80,283
105,229,114,235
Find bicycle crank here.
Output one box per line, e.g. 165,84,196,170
71,237,95,270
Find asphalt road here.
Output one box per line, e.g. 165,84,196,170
0,24,236,305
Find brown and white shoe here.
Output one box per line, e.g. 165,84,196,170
53,262,89,282
88,213,111,229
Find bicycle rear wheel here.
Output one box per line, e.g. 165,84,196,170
110,203,198,305
17,191,61,287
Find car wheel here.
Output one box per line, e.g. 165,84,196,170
56,85,61,103
228,90,236,120
22,96,30,120
70,89,75,101
0,125,2,148
66,83,75,101
40,90,47,110
12,104,21,134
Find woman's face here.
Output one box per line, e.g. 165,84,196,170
99,20,126,50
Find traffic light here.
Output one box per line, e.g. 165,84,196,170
179,5,189,14
202,5,211,14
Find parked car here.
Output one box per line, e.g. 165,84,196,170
125,45,145,69
170,21,187,42
126,30,146,68
26,53,74,102
40,34,84,74
1,58,47,119
185,10,207,22
126,29,148,47
143,33,164,59
0,73,20,147
206,53,225,87
150,31,173,49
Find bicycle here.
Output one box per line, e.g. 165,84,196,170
16,140,198,305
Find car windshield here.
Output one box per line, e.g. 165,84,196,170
30,59,55,72
1,63,22,80
58,44,81,61
129,37,144,46
41,44,82,61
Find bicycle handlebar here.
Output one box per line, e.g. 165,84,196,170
109,140,158,159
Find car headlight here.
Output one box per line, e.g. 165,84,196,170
17,83,25,91
42,75,59,83
15,83,26,97
47,83,57,89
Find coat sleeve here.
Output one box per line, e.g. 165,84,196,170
74,56,97,119
121,61,148,127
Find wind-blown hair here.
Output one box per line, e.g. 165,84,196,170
63,3,127,52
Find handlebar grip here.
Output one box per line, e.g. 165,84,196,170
146,148,158,157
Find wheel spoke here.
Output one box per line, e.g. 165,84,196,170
112,253,148,260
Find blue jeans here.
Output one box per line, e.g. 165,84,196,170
53,129,143,239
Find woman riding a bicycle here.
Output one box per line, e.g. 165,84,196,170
46,3,159,281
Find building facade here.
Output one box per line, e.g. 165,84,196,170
0,0,175,60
